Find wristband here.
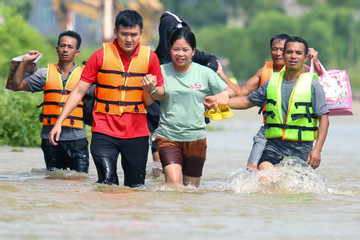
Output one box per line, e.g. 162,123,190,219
148,88,157,95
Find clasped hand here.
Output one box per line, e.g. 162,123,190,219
141,74,157,93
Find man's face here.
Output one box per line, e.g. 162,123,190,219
115,25,143,56
56,36,79,63
283,41,307,71
271,39,286,67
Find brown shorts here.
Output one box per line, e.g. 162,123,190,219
156,136,207,177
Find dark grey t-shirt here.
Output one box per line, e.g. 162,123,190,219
247,76,329,160
25,65,87,140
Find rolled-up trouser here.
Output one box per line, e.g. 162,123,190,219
247,126,267,166
41,138,89,173
156,136,207,178
90,132,149,187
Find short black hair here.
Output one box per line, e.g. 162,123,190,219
169,28,196,50
270,33,290,48
284,36,309,55
115,9,143,31
58,30,81,50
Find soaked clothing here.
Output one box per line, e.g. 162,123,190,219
247,62,275,166
247,126,267,165
156,137,207,177
41,138,89,172
156,62,226,177
146,101,160,153
247,77,329,166
81,40,163,186
25,64,89,172
90,133,148,187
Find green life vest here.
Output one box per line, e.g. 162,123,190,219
265,71,319,142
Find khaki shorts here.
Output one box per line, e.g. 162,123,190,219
156,136,207,177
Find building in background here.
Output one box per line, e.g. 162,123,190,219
28,0,163,46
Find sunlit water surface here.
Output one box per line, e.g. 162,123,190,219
1,105,359,240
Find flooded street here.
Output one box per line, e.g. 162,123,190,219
0,103,359,240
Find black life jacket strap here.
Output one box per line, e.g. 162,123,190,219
96,83,143,91
291,113,317,122
266,99,276,106
263,110,275,119
39,114,83,125
37,102,83,108
99,69,146,77
265,123,318,142
44,89,72,94
95,98,143,113
261,99,276,115
294,102,313,122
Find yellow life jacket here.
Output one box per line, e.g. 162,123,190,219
42,63,84,129
95,43,150,115
265,71,319,142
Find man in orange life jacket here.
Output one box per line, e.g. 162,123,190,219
219,34,323,171
49,10,164,187
12,31,89,173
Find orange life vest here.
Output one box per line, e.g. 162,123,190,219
260,61,274,87
42,64,84,129
95,43,150,115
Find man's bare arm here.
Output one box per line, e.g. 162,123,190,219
228,96,255,109
240,67,263,96
12,51,42,91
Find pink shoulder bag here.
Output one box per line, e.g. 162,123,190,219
311,59,353,116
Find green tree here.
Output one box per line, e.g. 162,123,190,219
0,6,56,78
1,0,33,20
0,5,95,146
227,0,283,26
0,80,42,146
159,0,226,28
246,11,299,70
299,4,358,68
0,5,54,147
298,0,360,8
196,24,251,79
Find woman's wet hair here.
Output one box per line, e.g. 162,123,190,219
169,28,196,49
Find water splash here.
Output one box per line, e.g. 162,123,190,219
228,156,328,194
32,168,91,180
146,161,163,179
0,170,46,181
